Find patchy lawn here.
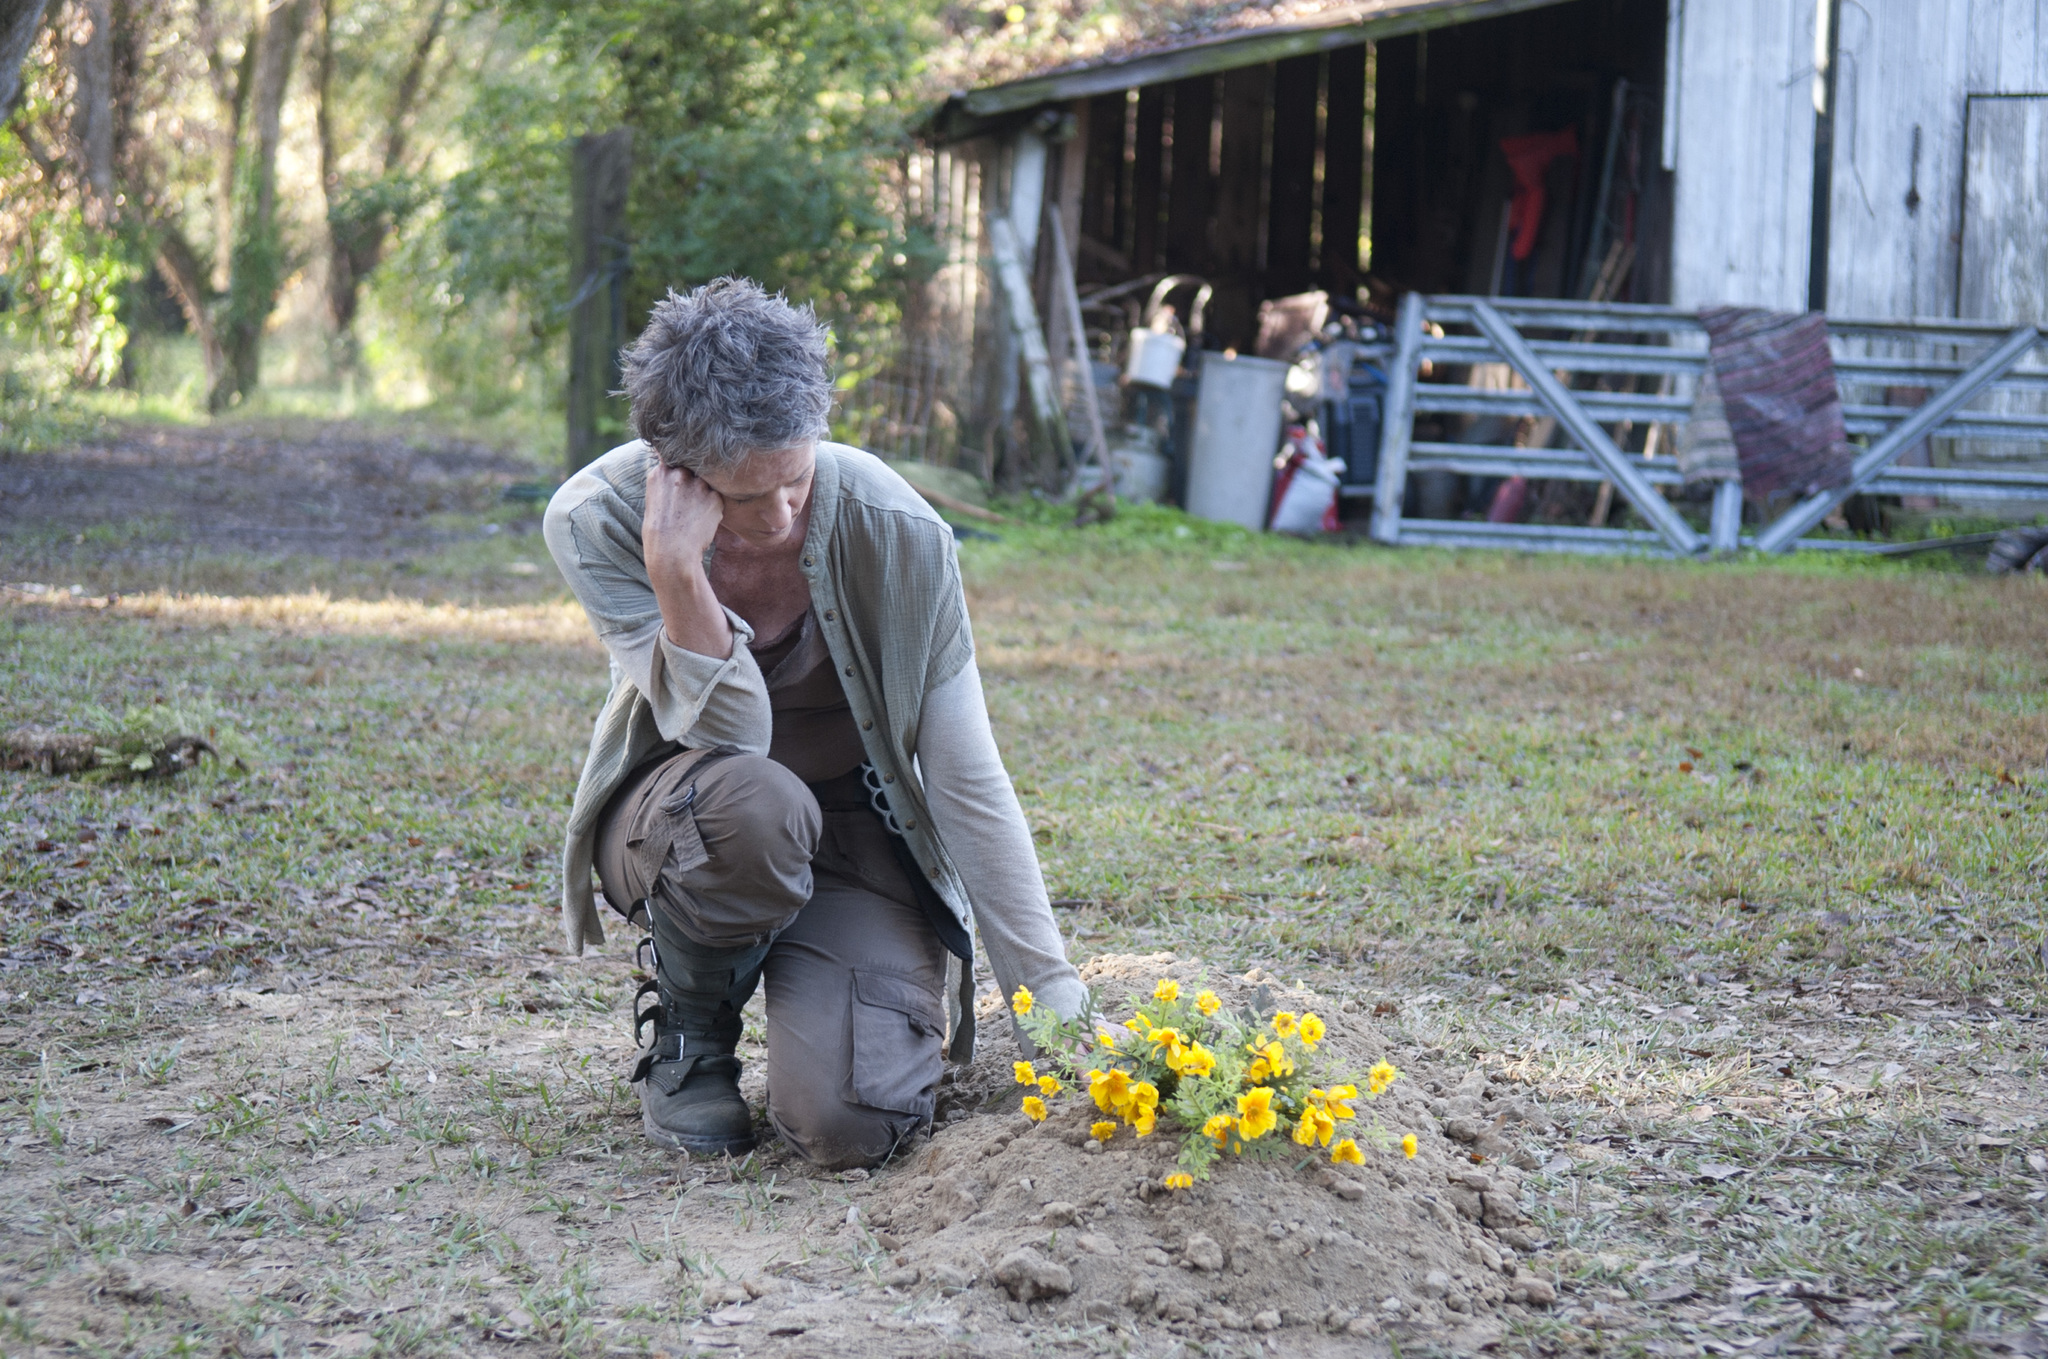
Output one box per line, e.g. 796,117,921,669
2,421,2045,1359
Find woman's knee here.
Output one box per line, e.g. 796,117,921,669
770,1094,923,1171
691,754,822,874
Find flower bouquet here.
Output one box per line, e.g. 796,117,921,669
1009,978,1416,1188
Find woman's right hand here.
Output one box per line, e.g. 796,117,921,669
642,454,724,583
641,452,734,657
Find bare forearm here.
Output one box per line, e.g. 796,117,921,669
649,559,734,659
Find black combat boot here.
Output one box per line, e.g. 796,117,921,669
630,907,771,1156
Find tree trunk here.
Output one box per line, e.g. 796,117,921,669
319,0,447,373
211,19,257,292
566,128,632,476
210,0,308,412
70,0,114,223
154,225,225,384
0,0,48,121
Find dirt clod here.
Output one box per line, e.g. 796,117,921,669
993,1247,1073,1301
1182,1232,1225,1271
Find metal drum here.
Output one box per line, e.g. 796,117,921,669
1184,353,1289,529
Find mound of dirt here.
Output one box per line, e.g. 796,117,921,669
838,954,1560,1349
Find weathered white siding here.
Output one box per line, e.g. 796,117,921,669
1825,0,2048,322
1668,0,1821,310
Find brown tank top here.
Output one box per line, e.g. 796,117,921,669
750,609,867,784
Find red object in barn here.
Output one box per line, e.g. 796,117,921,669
1499,129,1579,261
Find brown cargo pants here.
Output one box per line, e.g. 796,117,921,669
593,748,949,1169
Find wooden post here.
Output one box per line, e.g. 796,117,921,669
1266,54,1319,299
1131,87,1166,273
567,128,632,477
1212,63,1269,348
1165,76,1214,272
988,217,1073,480
1047,212,1112,493
1319,44,1367,293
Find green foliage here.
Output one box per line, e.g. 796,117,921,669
433,0,939,386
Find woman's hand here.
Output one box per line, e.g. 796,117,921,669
642,452,734,657
642,456,724,578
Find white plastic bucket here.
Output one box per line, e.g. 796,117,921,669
1185,354,1289,529
1112,448,1171,503
1124,328,1186,389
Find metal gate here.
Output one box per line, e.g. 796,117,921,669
1358,295,2048,556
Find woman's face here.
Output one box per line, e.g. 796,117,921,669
697,443,816,548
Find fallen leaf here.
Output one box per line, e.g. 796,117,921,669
1696,1162,1746,1182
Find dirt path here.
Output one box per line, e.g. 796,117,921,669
0,420,539,585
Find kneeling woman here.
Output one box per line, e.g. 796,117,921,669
544,279,1087,1169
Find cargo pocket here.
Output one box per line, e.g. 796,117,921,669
630,783,710,891
847,968,946,1116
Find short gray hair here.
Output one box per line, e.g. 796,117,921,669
621,279,834,473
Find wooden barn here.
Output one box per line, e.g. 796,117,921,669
846,0,2048,542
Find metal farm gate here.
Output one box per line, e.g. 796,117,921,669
1358,295,2048,556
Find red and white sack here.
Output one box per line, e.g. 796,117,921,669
1268,427,1345,534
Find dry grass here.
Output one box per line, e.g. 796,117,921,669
0,428,2044,1358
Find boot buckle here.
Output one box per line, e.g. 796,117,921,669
632,978,664,1045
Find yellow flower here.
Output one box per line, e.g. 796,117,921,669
1297,1013,1326,1048
1271,1011,1297,1038
1367,1060,1401,1095
1292,1111,1319,1147
1162,1172,1192,1190
1201,1114,1234,1144
1174,1043,1216,1079
1235,1086,1278,1140
1037,1074,1062,1098
1126,1012,1153,1035
1195,989,1221,1016
1090,1068,1132,1114
1401,1133,1419,1159
1091,1121,1116,1142
1126,1081,1159,1136
1331,1138,1365,1166
1257,1041,1294,1080
1011,986,1034,1016
1012,1061,1036,1085
1021,1095,1047,1121
1153,978,1180,1002
1322,1084,1358,1120
1147,1026,1187,1063
1095,1029,1117,1050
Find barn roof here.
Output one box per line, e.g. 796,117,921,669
937,0,1574,124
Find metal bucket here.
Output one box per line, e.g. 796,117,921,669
1185,353,1289,529
1124,328,1186,389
